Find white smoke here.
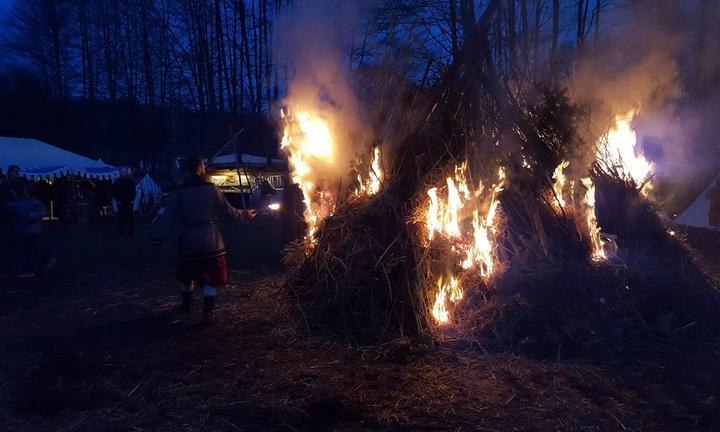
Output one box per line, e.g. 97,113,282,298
275,0,370,187
571,0,720,203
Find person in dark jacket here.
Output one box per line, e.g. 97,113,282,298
112,169,137,237
1,165,29,278
2,165,27,202
152,156,256,324
5,186,54,278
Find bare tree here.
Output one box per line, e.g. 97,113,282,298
550,0,559,76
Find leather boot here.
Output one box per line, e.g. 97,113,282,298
181,292,192,313
202,296,216,325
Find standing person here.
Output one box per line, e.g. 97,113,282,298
706,178,720,230
112,168,137,237
2,165,26,201
5,186,54,278
152,156,256,324
2,166,28,279
0,168,7,279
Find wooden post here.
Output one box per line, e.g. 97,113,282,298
231,131,249,212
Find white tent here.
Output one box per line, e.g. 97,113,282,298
675,174,720,228
0,136,120,180
210,153,285,168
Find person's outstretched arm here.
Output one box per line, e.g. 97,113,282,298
214,186,255,220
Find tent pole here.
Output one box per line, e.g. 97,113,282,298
231,130,248,212
207,127,243,167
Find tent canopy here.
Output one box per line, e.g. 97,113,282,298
209,153,286,169
675,174,720,229
0,136,120,180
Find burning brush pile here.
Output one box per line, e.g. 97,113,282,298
280,75,720,358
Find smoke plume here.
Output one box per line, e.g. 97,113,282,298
570,0,720,203
276,0,370,187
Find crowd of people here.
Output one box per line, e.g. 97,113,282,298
0,165,148,280
1,159,260,325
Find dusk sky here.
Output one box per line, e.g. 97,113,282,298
0,0,12,28
0,0,11,14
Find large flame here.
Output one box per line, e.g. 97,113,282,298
281,109,337,241
426,163,472,241
355,146,383,197
597,110,653,192
461,168,505,276
425,163,505,325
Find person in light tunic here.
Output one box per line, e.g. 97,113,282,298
706,178,720,230
152,156,256,324
112,168,137,237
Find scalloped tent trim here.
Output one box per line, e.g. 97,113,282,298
0,137,121,181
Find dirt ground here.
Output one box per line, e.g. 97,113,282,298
0,217,718,431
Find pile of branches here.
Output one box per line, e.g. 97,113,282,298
452,169,720,360
286,77,594,342
286,190,429,342
284,15,720,356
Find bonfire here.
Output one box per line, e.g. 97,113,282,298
279,32,720,359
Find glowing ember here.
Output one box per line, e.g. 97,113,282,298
522,156,531,169
425,163,505,325
355,146,383,196
597,110,653,192
281,109,337,241
581,177,606,261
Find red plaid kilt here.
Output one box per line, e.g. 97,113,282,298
176,255,228,287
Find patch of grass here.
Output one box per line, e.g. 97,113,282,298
40,215,283,277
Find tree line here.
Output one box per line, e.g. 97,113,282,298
3,0,283,114
2,1,717,114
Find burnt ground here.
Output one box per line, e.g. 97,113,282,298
0,217,719,431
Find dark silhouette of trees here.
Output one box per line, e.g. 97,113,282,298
3,0,717,165
2,0,286,114
2,1,624,113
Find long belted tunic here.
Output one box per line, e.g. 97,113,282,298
152,176,244,260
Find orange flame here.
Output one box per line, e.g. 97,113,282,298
553,160,570,208
552,160,606,261
431,275,461,325
281,109,337,241
425,163,505,325
355,146,383,197
581,177,606,261
461,168,504,276
597,110,653,193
